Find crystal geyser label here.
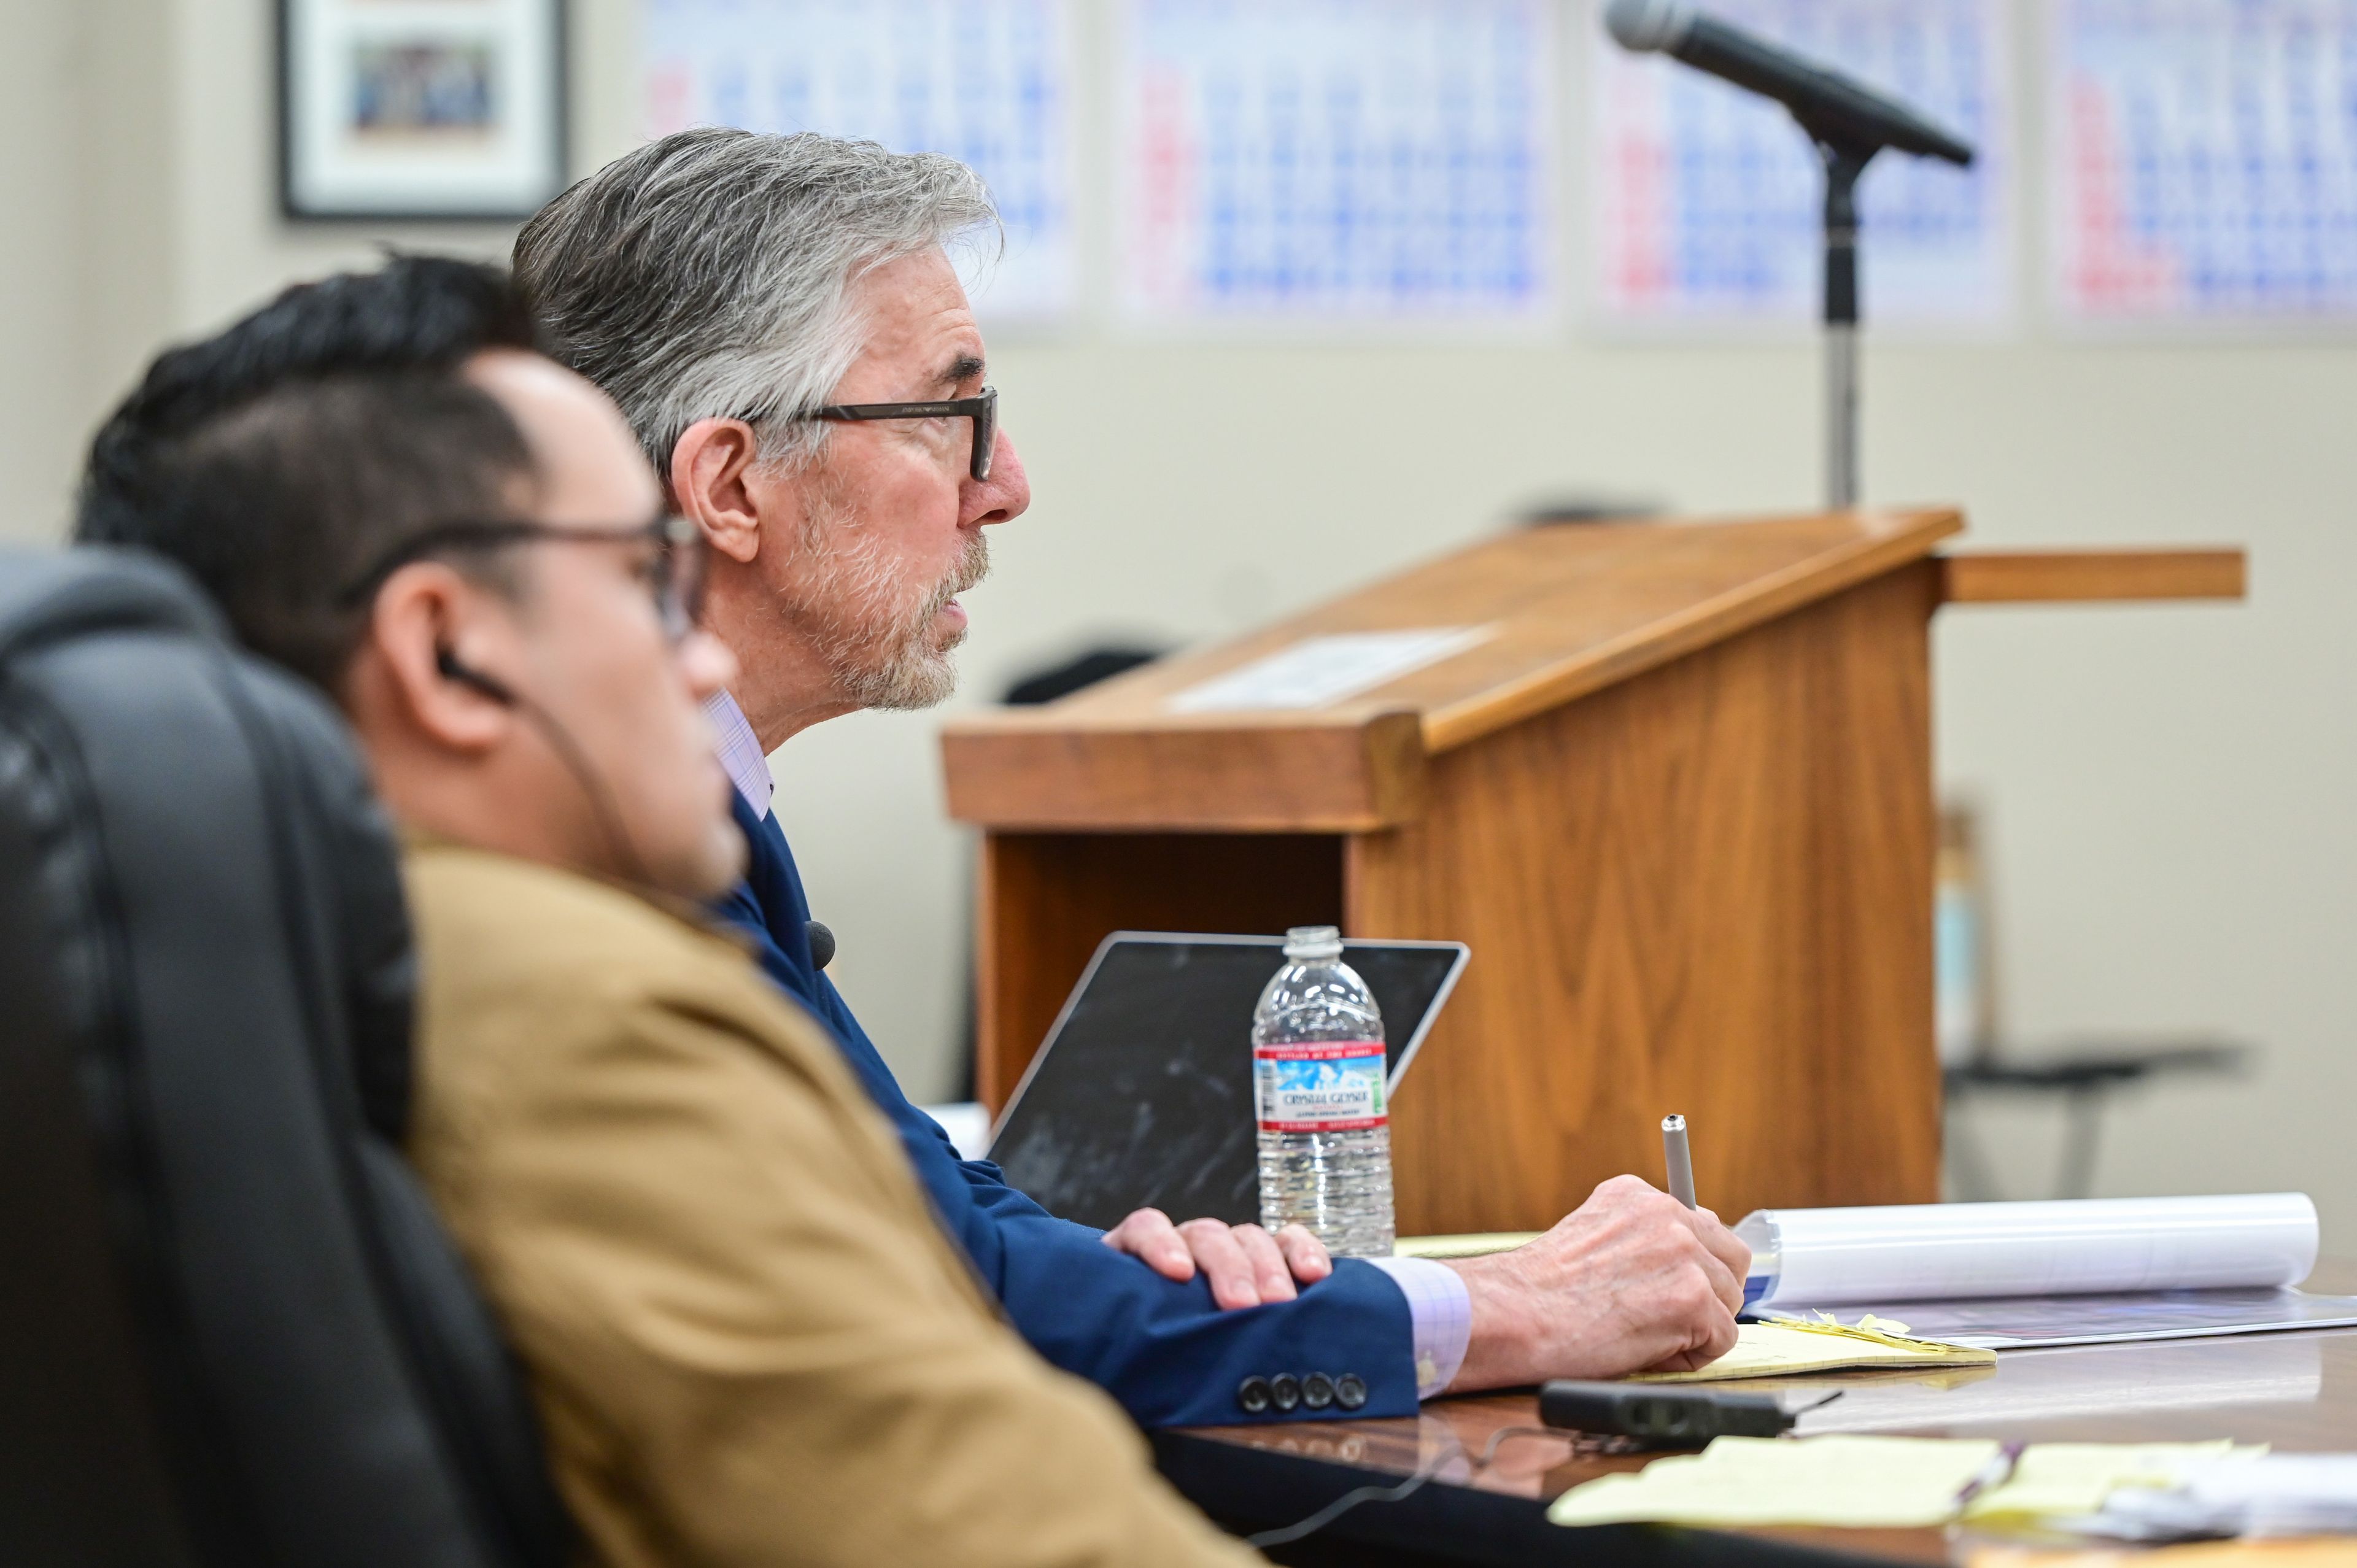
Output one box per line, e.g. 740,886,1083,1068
1253,1040,1388,1133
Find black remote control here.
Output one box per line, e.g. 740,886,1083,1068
1538,1381,1798,1446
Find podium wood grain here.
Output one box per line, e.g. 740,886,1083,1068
977,832,1345,1109
1938,548,2246,605
1353,564,1941,1229
946,509,2232,1233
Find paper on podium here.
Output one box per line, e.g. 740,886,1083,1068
1164,628,1489,713
1627,1316,1995,1383
1546,1435,2256,1531
1744,1195,2319,1310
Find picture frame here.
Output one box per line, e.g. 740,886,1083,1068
278,0,568,222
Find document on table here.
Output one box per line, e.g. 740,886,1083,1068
1546,1435,2255,1531
1744,1195,2321,1310
1165,628,1490,714
1797,1334,2323,1436
2071,1453,2357,1542
1786,1288,2357,1351
1738,1195,2351,1349
1628,1318,1995,1383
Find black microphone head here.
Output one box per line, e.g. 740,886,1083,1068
805,919,835,971
1604,0,1695,53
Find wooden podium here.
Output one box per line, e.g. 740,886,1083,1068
940,509,2243,1235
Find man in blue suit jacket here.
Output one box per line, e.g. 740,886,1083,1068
514,128,1751,1428
713,784,1430,1426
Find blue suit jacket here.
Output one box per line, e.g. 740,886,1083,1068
713,792,1418,1428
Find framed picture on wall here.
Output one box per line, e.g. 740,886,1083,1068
279,0,567,221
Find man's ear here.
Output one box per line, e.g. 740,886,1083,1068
349,565,520,753
670,417,773,566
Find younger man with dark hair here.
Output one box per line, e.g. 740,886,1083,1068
79,255,1260,1568
80,260,546,690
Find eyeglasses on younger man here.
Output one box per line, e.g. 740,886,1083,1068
337,512,710,643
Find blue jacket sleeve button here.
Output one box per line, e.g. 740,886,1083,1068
1301,1372,1336,1409
1269,1373,1302,1412
1236,1376,1273,1415
1334,1373,1368,1410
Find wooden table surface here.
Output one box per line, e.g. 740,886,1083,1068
1155,1265,2357,1567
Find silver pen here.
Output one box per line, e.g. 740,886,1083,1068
1952,1442,2026,1513
1662,1114,1696,1209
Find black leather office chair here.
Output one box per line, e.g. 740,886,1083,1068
0,547,570,1567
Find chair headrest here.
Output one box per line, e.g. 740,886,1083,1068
0,544,565,1566
0,544,226,655
0,546,416,1141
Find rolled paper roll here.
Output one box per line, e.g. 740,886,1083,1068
1738,1193,2318,1308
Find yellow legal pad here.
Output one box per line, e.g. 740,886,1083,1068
1628,1315,1998,1382
1546,1435,2256,1531
1392,1233,1541,1260
1388,1250,2001,1381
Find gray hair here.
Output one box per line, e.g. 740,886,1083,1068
513,128,999,478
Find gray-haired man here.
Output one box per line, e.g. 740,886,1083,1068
515,128,1750,1429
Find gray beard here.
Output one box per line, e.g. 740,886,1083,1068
779,484,993,713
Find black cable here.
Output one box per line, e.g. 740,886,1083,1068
1243,1421,1616,1551
440,649,652,888
505,686,651,889
1244,1442,1458,1551
1475,1424,1571,1469
1240,1391,1848,1550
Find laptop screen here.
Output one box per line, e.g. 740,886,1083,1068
987,933,1468,1231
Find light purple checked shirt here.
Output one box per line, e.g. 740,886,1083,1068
703,690,1473,1397
708,689,775,820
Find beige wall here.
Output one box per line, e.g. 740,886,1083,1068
6,0,2352,1248
0,0,162,538
0,0,85,538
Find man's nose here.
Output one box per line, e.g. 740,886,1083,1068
678,629,739,701
962,430,1030,527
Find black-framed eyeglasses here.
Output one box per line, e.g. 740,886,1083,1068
338,512,710,642
792,385,999,481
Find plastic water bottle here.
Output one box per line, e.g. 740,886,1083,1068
1252,925,1395,1258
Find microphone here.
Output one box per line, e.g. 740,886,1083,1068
806,919,836,971
1603,0,1973,166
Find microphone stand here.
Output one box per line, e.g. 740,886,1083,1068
1596,4,1976,509
1816,138,1874,511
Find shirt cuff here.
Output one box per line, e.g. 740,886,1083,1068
1363,1256,1473,1399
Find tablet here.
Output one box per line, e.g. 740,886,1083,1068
987,932,1469,1231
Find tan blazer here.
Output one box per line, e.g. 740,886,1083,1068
402,840,1260,1568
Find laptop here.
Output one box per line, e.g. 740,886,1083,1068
988,932,1469,1231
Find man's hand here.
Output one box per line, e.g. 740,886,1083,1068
1102,1209,1333,1309
1441,1175,1751,1391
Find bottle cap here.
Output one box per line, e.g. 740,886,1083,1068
1282,924,1344,960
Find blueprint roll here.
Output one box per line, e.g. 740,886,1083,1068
1737,1194,2318,1309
